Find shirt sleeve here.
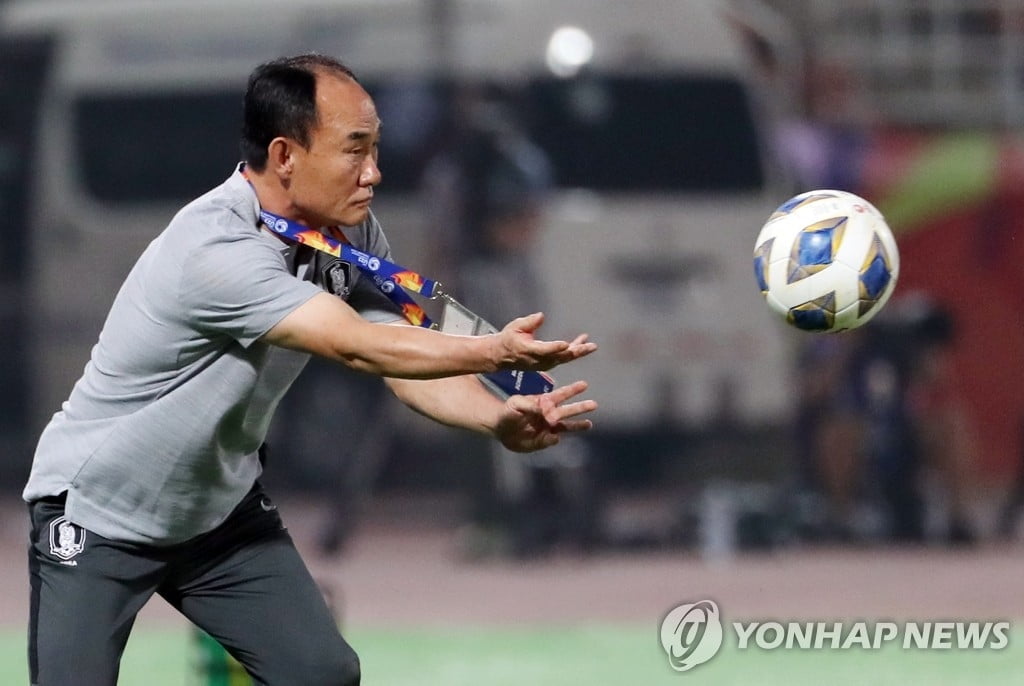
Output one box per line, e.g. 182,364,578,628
179,231,322,347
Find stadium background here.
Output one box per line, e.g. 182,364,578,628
2,0,1024,683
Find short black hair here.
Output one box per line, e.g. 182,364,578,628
240,54,357,171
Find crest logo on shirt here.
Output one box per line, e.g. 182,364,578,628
320,258,352,299
48,516,86,561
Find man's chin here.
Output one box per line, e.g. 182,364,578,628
337,206,371,227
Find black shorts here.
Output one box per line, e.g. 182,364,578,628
27,484,359,686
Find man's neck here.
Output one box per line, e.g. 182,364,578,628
244,167,314,228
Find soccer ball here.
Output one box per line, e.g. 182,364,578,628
752,189,899,332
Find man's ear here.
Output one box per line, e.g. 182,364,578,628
266,137,296,178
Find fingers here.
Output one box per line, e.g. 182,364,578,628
527,339,571,358
508,380,598,426
541,379,590,405
522,336,596,370
506,392,545,415
499,312,596,372
497,380,597,452
506,381,589,412
547,334,595,360
543,398,598,425
553,418,594,434
505,312,545,334
562,337,597,360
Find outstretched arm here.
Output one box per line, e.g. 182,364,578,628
262,291,595,379
386,374,597,452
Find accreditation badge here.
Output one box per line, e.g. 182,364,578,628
438,295,555,398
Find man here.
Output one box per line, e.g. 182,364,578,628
24,54,597,686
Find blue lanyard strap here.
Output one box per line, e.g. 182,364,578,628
256,207,555,397
258,208,439,328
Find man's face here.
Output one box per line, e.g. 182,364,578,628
288,72,382,228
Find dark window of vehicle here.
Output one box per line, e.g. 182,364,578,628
0,34,54,479
524,75,765,192
1,36,53,277
75,90,243,203
73,82,438,202
73,73,764,203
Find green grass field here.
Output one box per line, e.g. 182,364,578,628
1,623,1021,685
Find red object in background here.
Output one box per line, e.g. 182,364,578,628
861,130,1024,479
897,211,1024,478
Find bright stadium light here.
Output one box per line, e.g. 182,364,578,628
545,25,594,77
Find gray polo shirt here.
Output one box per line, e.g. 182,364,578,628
24,167,401,545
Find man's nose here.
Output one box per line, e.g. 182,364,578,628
360,156,382,186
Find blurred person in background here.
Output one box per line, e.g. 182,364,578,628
886,296,977,544
418,84,549,289
764,54,878,542
22,54,598,685
770,58,875,195
421,86,599,558
762,53,977,545
270,357,398,557
794,295,977,545
793,331,870,542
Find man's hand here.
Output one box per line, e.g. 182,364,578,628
494,313,597,372
493,380,597,452
266,295,595,380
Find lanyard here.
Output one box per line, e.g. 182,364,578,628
258,207,440,328
255,206,555,397
260,204,557,397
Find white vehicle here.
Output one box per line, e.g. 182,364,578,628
2,0,793,461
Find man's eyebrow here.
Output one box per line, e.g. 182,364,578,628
347,120,383,141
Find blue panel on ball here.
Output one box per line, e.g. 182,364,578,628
752,238,773,294
789,307,832,331
797,219,845,266
787,292,836,331
775,194,813,214
768,192,837,220
753,256,768,293
860,252,891,299
798,229,833,266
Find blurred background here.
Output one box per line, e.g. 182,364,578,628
2,0,1024,683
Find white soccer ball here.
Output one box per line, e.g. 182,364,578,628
753,189,899,332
